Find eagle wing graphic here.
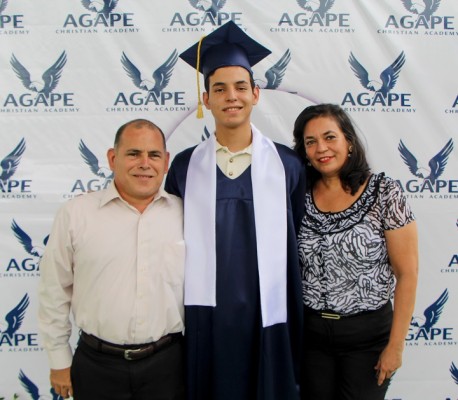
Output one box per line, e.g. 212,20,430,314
379,51,405,97
450,362,458,385
10,54,33,91
41,51,67,97
11,219,35,255
0,0,9,14
0,138,26,182
19,370,40,400
79,140,103,176
422,289,448,333
398,140,421,177
121,52,144,90
265,49,291,90
4,294,30,337
152,49,179,96
348,52,371,91
428,138,453,183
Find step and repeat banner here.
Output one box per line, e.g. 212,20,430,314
1,1,457,399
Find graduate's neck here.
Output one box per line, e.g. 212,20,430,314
215,125,252,152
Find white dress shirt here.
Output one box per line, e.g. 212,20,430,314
216,141,252,179
38,183,185,369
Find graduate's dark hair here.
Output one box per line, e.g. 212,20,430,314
114,119,166,151
293,104,370,195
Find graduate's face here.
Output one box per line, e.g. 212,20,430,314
303,116,351,178
108,125,169,211
203,66,259,131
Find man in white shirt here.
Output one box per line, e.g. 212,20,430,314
38,119,185,400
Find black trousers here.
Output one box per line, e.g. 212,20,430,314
71,337,185,400
301,302,393,400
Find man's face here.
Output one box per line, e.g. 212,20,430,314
107,125,169,211
203,66,259,131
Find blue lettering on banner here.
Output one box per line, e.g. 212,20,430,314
0,14,24,29
278,12,350,27
63,13,134,28
169,12,241,27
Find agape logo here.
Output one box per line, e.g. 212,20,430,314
60,0,138,34
379,0,455,35
66,140,113,197
0,138,36,200
406,289,455,346
2,220,48,277
274,0,354,34
0,293,39,349
342,51,414,113
397,138,457,198
168,0,242,32
108,50,189,113
2,51,79,113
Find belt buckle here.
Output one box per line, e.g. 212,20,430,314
124,348,144,360
320,312,341,320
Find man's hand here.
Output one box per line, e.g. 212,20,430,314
50,367,73,398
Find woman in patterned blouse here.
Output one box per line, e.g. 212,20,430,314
293,104,418,400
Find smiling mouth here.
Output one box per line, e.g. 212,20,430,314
318,157,332,163
133,174,153,178
223,106,242,112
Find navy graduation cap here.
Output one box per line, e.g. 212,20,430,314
179,20,271,117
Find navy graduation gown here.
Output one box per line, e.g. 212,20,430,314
165,142,305,400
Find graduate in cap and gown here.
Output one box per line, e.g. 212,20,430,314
165,20,306,400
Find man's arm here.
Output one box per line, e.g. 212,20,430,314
38,205,75,396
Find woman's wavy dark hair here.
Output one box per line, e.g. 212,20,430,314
293,103,370,195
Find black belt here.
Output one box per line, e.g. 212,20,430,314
304,302,390,320
80,331,182,361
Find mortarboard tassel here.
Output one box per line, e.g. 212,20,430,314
196,35,206,119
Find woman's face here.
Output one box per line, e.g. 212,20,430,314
303,116,351,179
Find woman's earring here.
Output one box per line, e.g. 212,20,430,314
348,145,353,158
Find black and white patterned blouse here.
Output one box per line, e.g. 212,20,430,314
298,172,415,315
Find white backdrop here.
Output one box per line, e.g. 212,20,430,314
1,1,457,399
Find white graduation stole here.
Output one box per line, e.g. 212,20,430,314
184,124,287,327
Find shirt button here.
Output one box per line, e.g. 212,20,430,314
228,171,233,176
229,158,234,163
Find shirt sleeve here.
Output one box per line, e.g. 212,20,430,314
38,203,75,369
380,175,415,231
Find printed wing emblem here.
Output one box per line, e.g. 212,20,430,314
19,370,64,400
411,289,448,333
11,219,49,258
11,51,67,97
398,139,453,183
296,0,335,17
81,0,118,17
0,0,8,14
121,50,178,96
0,138,25,183
451,362,458,385
79,140,114,179
189,0,227,17
261,49,291,90
349,51,405,98
401,0,441,20
1,294,29,337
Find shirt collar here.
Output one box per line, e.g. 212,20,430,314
215,140,252,156
100,181,171,209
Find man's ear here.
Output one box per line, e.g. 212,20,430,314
203,92,211,110
107,148,116,171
